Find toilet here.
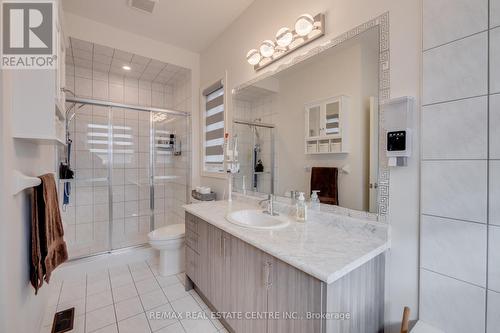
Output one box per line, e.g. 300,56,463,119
147,224,185,277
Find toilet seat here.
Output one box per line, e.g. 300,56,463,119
148,224,185,241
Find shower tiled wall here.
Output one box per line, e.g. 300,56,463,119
62,64,191,258
421,0,498,332
233,96,278,194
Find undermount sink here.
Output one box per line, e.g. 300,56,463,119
226,209,291,229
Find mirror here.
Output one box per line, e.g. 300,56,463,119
232,27,382,213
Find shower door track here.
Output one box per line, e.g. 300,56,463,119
65,96,190,261
66,96,190,116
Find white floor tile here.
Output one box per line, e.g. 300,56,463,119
155,322,186,333
87,279,111,296
170,296,202,314
59,284,86,304
129,261,150,271
163,283,189,302
91,323,118,333
85,304,116,332
204,309,224,330
87,290,114,312
110,273,134,288
112,283,139,303
132,268,155,282
135,277,161,295
180,317,217,333
146,303,178,331
139,289,168,310
42,306,57,327
57,298,86,318
115,296,144,321
156,275,179,288
118,313,152,333
109,265,130,277
189,291,208,310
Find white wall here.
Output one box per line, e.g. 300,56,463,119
200,0,422,330
0,70,59,333
420,0,497,332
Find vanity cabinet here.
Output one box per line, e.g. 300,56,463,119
185,213,323,333
305,95,350,154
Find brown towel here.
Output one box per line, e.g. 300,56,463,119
30,173,68,293
310,167,339,205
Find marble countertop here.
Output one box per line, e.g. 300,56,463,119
183,198,389,284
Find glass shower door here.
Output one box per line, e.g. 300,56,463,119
152,111,189,229
110,107,153,250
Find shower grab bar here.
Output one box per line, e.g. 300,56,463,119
65,96,190,117
233,118,275,128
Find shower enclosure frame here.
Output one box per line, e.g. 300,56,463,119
233,118,275,195
65,96,191,260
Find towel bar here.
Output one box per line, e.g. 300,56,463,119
12,170,41,195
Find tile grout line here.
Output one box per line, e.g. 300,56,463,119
127,262,154,333
421,213,487,226
422,93,488,107
421,267,486,290
423,29,489,53
485,2,491,331
107,268,120,333
145,259,187,333
84,274,88,333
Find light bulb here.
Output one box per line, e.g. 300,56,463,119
275,27,293,47
122,65,131,71
246,49,261,65
295,14,314,37
259,40,275,58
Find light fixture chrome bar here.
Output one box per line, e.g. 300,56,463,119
234,118,275,128
66,96,190,117
254,13,325,71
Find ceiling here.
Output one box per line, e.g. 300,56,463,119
63,0,255,53
67,37,190,84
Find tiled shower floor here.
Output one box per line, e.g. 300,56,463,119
42,259,227,333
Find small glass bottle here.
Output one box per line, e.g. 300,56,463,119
296,192,307,222
310,190,320,210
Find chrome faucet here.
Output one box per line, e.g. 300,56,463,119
260,194,279,216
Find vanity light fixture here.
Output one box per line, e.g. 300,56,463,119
246,13,325,71
122,65,131,71
295,14,315,36
276,27,293,47
246,49,261,65
259,40,276,58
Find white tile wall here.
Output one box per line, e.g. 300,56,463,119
491,27,500,94
64,65,191,258
423,32,488,105
493,0,500,28
487,290,500,333
489,226,500,292
423,0,488,50
491,94,500,159
421,160,488,223
491,161,500,226
422,96,488,159
420,269,486,333
421,215,487,286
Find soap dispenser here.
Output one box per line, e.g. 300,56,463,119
296,192,307,222
311,190,320,210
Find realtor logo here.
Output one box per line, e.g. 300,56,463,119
1,1,56,69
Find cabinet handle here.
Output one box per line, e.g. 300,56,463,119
219,236,223,257
222,236,227,258
263,261,273,289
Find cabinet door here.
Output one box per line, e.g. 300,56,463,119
207,225,224,309
306,104,322,138
324,98,340,136
267,258,324,333
228,238,270,333
196,217,209,293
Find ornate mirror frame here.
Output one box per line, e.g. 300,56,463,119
232,13,390,222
